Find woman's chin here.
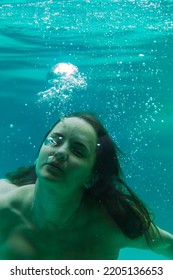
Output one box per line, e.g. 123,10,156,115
38,166,65,182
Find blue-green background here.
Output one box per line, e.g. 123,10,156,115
0,0,173,259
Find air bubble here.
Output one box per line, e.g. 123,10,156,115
36,63,87,115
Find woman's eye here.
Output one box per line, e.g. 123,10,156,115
73,149,84,157
44,137,58,146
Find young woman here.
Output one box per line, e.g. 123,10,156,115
0,112,173,259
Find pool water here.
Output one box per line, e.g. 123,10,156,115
0,0,173,260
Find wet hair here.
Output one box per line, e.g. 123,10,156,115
6,112,154,239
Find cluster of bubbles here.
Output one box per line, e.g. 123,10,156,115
36,63,87,122
37,63,87,108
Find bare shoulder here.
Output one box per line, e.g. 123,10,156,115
0,184,35,239
0,184,35,212
0,185,36,259
0,179,17,194
0,179,15,185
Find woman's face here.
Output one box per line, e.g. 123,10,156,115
36,117,97,192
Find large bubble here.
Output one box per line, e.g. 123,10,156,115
37,63,87,103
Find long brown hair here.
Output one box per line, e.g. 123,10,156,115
6,112,154,238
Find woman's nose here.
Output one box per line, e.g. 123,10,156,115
54,151,68,161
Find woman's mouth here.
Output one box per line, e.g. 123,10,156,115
44,156,65,174
46,162,64,173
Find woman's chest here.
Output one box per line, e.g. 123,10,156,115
1,219,121,260
2,201,123,260
35,219,121,260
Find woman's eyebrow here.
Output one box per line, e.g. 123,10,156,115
50,132,63,137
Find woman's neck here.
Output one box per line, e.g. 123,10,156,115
31,179,84,230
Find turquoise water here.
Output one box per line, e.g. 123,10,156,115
0,0,173,259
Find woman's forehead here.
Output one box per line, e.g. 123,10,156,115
50,117,97,143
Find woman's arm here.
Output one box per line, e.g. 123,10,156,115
147,226,173,259
128,224,173,259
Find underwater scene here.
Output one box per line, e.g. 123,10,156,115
0,0,173,259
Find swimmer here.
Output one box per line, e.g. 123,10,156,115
0,112,173,259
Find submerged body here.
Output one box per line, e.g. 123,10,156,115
1,114,173,260
0,183,172,260
0,184,123,260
